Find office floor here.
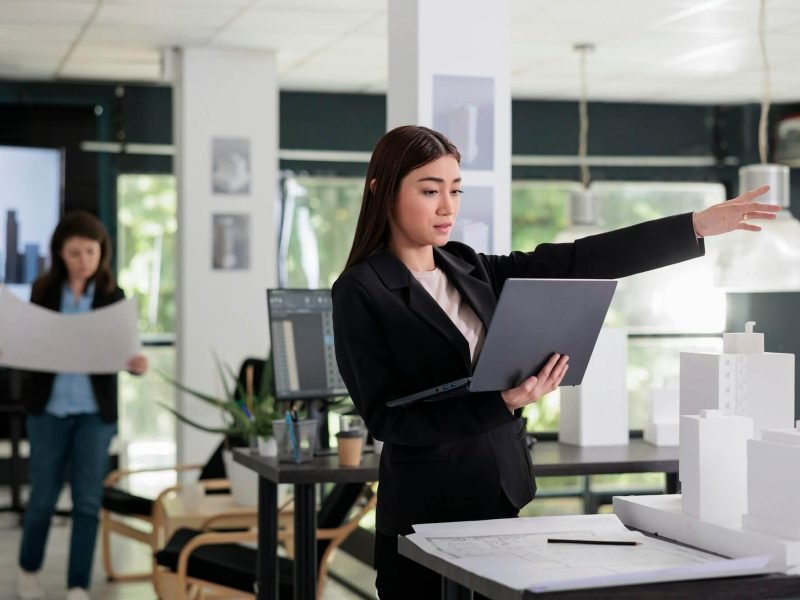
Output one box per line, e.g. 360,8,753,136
0,488,376,600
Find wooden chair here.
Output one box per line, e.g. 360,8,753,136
101,356,266,581
100,443,231,581
154,482,377,600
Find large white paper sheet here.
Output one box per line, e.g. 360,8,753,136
0,285,140,374
407,514,772,594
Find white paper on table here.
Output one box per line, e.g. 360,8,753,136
0,284,140,374
408,514,773,593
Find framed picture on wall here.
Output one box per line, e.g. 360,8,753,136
0,145,63,299
212,213,250,270
450,186,493,254
432,75,495,171
211,137,251,194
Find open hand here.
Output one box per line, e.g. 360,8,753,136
127,354,149,376
693,185,780,237
501,353,569,411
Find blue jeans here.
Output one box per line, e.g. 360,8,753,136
19,413,117,589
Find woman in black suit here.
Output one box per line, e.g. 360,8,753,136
17,211,148,600
332,125,776,599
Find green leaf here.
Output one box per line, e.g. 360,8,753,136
156,369,228,408
212,352,236,402
158,402,241,435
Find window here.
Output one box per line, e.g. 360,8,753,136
512,180,726,433
279,175,362,288
117,174,178,495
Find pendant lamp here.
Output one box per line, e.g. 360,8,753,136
714,0,800,291
554,44,604,244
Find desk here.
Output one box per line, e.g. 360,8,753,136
532,439,679,494
398,534,800,600
235,440,678,600
234,449,379,600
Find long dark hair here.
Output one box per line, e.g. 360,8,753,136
343,125,460,270
32,210,116,302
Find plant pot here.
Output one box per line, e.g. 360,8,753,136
222,448,258,506
257,435,278,457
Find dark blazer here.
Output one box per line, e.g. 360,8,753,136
25,282,126,423
332,212,704,537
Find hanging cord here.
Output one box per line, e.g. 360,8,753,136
758,0,770,164
575,44,594,188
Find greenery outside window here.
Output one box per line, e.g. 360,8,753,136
116,174,178,496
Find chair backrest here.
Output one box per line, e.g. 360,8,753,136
316,482,367,564
234,357,267,404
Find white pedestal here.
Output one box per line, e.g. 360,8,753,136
559,328,628,446
613,494,800,574
744,428,800,539
679,411,752,521
680,351,794,438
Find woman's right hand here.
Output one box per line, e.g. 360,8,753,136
501,353,569,412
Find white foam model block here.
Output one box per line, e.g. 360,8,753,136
680,352,794,438
648,387,679,424
723,331,765,354
559,328,628,446
744,429,800,538
680,411,753,521
614,494,800,574
644,421,679,446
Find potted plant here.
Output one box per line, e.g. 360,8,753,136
158,353,282,505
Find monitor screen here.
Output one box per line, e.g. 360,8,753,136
267,288,348,400
0,145,63,300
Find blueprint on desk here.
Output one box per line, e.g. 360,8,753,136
408,514,772,593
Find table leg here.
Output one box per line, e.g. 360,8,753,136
442,577,472,599
294,483,317,600
257,477,278,600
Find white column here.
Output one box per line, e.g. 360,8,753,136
173,47,278,465
388,0,512,254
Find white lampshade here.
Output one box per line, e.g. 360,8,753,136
569,187,598,225
713,164,800,292
739,163,790,208
553,188,604,244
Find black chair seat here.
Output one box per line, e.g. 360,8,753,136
155,527,296,597
102,487,153,517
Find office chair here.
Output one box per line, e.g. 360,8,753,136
154,482,376,600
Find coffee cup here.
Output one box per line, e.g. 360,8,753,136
336,429,364,466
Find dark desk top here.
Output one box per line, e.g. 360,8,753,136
234,439,678,485
531,439,678,477
233,448,380,484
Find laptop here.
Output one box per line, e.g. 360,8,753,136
387,278,617,408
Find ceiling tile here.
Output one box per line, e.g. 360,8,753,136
0,1,95,24
95,3,242,29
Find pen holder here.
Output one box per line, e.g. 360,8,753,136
273,418,318,463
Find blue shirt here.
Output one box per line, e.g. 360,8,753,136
47,281,99,417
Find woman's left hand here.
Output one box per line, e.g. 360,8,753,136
127,354,149,375
693,185,780,237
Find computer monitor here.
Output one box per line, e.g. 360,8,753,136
267,288,348,401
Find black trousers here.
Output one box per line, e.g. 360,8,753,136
374,491,518,600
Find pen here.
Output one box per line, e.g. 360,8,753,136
547,538,640,546
285,412,300,462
